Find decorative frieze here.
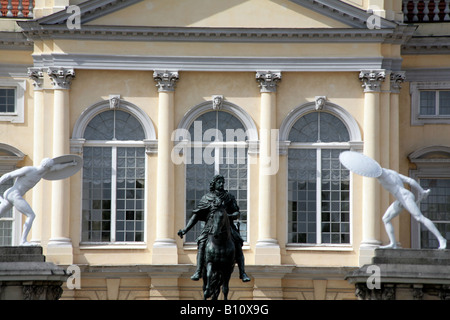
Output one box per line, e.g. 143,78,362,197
27,67,44,90
47,67,75,90
359,69,386,93
390,71,406,93
153,70,179,92
256,71,282,93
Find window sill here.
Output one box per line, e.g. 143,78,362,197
286,244,354,252
79,242,147,250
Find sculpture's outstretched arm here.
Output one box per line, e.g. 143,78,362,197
178,213,199,238
49,160,78,172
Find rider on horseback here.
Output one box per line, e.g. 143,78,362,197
178,175,251,282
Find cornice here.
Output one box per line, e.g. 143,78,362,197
18,24,414,44
31,53,389,72
402,36,450,55
0,31,33,50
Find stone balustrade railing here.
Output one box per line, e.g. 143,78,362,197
403,0,450,22
0,0,34,18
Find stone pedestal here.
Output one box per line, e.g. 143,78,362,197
0,246,67,300
346,248,450,300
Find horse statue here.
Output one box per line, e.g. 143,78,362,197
202,202,235,300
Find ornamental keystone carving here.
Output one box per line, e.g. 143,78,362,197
315,96,327,110
359,70,386,93
47,67,75,90
390,71,406,94
27,67,44,90
153,70,179,92
212,95,224,110
109,94,121,110
256,71,281,93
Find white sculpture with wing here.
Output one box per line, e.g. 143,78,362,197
0,155,82,246
339,151,447,250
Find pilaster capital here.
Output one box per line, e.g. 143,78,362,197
359,69,386,93
47,67,75,90
27,67,44,90
153,70,179,92
390,71,406,94
256,71,281,93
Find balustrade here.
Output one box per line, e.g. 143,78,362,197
0,0,34,18
403,0,450,22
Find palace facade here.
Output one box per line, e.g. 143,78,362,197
0,0,449,299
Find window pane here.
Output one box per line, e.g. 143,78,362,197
419,178,450,249
84,111,115,140
116,147,145,242
439,91,450,115
0,88,15,114
289,112,350,143
289,112,318,142
0,177,13,246
84,110,145,141
82,147,112,242
319,113,350,142
114,111,146,141
420,91,436,115
288,149,317,244
321,149,350,244
220,146,248,241
186,111,249,242
186,147,215,242
189,111,247,142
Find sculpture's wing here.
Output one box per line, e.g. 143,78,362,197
43,155,83,180
339,151,382,178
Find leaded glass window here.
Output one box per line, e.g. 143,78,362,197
288,111,351,245
185,110,248,242
0,179,13,245
418,178,450,249
82,110,146,243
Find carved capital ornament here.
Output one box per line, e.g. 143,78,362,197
359,69,386,93
27,67,44,90
153,70,179,92
47,67,75,90
256,71,281,93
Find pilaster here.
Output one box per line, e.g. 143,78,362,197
28,67,45,245
255,71,281,265
388,71,405,248
358,69,385,264
152,70,179,264
46,67,75,265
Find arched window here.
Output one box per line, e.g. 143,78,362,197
281,102,361,246
177,101,258,243
76,102,154,244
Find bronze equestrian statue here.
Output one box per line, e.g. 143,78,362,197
178,175,250,299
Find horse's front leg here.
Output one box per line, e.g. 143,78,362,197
203,262,213,300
